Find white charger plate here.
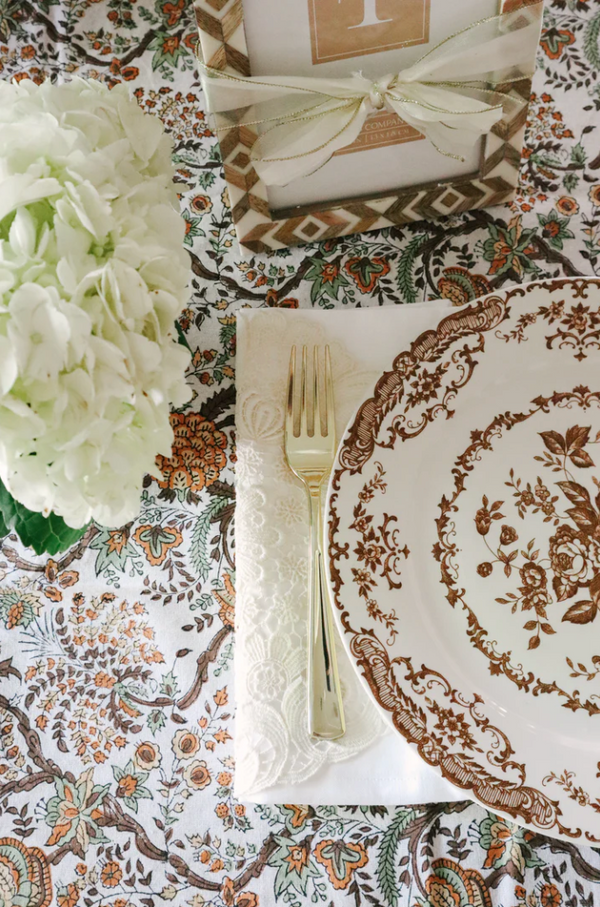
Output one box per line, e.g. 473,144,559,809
327,278,600,842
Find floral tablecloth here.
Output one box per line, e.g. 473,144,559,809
1,2,600,907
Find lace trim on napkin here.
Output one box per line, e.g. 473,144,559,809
235,311,389,799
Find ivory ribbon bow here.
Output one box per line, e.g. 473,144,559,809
200,2,543,187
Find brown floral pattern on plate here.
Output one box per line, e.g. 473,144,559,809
329,279,600,842
435,388,600,715
496,285,600,360
337,294,508,474
349,462,408,645
342,627,577,838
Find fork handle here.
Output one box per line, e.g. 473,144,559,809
307,487,346,740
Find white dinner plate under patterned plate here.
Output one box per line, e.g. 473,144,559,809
327,278,600,843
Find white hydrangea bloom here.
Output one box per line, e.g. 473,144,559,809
0,78,191,528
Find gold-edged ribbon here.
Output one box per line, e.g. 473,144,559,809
199,1,543,187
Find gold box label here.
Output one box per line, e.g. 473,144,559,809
335,111,424,156
309,0,431,64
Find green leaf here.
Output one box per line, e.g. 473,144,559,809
148,709,167,735
190,497,229,581
150,30,186,70
175,320,192,353
173,149,202,168
197,171,217,190
396,236,424,305
563,172,579,193
0,509,7,539
190,593,214,612
376,808,420,907
0,478,89,556
90,526,137,574
139,6,159,22
584,12,600,71
570,142,587,167
160,670,180,698
219,320,236,349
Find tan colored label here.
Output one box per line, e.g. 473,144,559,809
309,0,431,65
335,111,424,156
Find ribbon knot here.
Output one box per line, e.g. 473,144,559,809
199,2,542,187
364,74,394,112
368,84,384,111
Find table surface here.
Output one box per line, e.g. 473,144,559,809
1,2,600,906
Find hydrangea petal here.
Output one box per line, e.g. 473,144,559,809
0,79,191,529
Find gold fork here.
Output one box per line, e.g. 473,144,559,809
285,345,345,740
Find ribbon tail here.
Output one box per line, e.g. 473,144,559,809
252,100,368,186
386,84,506,160
200,64,370,112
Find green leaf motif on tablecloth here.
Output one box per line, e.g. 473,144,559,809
190,592,214,612
197,171,217,190
176,320,192,353
571,142,587,167
149,31,187,70
160,670,180,699
89,526,139,575
481,221,538,278
305,257,349,305
584,12,600,71
563,171,579,193
219,318,236,353
173,148,204,169
183,210,206,248
112,762,152,814
0,0,24,42
0,588,42,630
0,478,88,556
190,497,229,581
44,769,110,852
214,640,233,677
474,815,545,875
270,834,321,897
538,210,575,250
376,808,420,907
397,236,425,305
31,0,60,11
147,709,167,736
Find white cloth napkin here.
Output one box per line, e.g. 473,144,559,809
235,303,468,805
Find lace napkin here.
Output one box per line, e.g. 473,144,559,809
235,305,466,804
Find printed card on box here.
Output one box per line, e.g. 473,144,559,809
308,0,431,63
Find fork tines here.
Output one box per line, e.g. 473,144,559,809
286,345,333,440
